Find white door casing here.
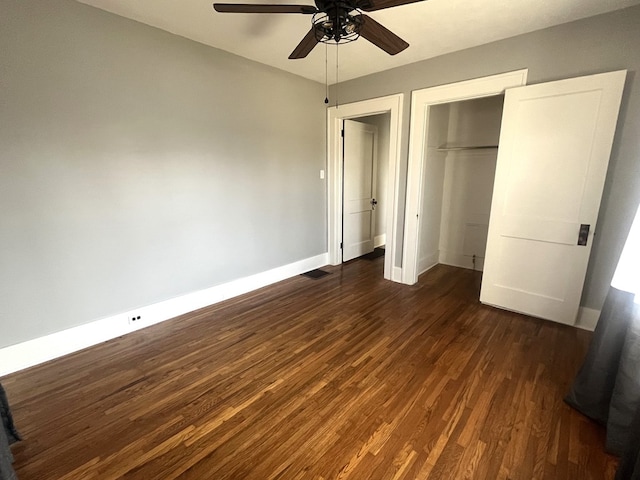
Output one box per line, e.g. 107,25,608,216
403,70,529,285
343,120,378,262
480,70,627,325
327,94,403,281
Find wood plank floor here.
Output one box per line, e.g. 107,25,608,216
2,258,618,479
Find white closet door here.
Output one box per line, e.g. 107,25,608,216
480,70,626,325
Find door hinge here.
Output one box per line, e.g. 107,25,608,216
341,129,344,138
340,242,343,249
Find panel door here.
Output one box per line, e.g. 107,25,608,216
480,70,626,324
343,120,378,262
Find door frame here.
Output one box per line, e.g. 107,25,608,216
402,70,529,285
327,94,403,281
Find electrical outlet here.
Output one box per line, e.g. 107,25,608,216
128,315,142,324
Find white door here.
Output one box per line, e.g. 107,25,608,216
480,70,626,325
343,119,378,262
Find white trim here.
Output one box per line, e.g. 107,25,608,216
575,307,601,331
402,70,529,285
418,251,439,276
374,234,386,248
327,94,404,281
438,252,486,272
0,253,328,377
392,266,403,283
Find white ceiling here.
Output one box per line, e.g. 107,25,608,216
75,0,640,84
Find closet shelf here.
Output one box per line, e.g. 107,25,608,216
437,145,498,152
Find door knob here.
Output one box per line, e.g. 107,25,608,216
371,198,378,210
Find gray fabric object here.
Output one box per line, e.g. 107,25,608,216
0,386,20,445
0,425,17,480
0,384,19,480
616,402,640,480
565,287,640,479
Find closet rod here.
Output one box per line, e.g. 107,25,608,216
437,145,498,152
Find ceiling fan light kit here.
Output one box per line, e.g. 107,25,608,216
212,0,425,59
311,9,363,44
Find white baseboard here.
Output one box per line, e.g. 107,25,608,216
438,250,485,272
575,307,601,331
418,251,439,276
374,234,386,248
0,253,329,377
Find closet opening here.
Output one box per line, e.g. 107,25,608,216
416,95,504,287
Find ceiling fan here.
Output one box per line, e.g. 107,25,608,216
212,0,426,59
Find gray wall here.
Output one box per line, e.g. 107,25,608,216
332,6,640,312
0,0,326,348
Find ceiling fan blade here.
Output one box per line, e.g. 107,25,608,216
358,14,409,55
357,0,427,12
213,3,317,14
289,28,319,59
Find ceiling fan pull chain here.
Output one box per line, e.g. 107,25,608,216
324,43,329,104
335,42,339,108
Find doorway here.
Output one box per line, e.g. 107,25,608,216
403,69,626,326
402,70,529,285
415,95,504,277
342,115,389,262
327,94,404,281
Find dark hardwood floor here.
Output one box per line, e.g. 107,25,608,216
2,258,617,479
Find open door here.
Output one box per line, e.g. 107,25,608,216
481,70,626,325
342,119,378,262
